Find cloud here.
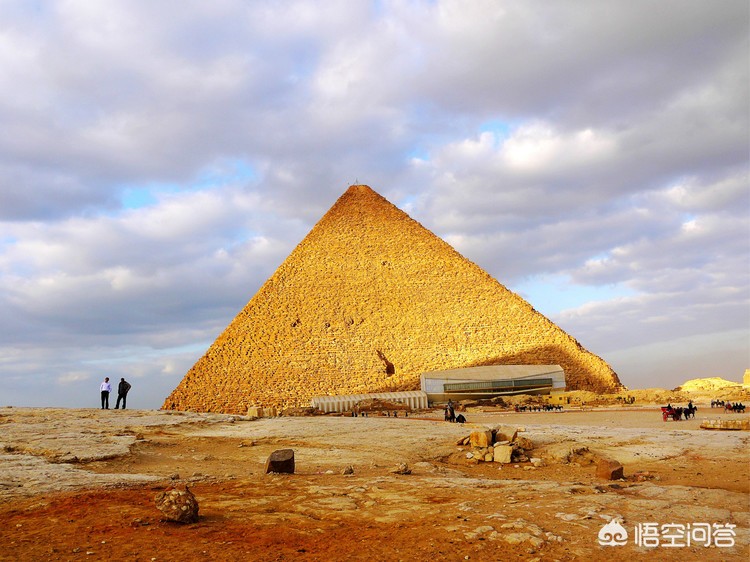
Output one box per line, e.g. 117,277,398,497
0,0,747,407
57,372,91,385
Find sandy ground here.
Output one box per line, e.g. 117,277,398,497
0,404,748,561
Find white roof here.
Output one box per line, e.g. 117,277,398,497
421,365,563,381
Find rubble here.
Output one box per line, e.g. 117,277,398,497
457,426,532,465
700,418,749,430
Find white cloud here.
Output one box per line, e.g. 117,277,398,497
57,371,90,385
0,0,747,405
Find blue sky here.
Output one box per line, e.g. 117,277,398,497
0,0,747,408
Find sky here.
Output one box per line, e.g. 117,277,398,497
0,0,748,409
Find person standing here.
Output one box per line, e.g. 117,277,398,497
100,377,112,409
115,378,132,409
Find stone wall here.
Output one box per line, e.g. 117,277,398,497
163,185,622,414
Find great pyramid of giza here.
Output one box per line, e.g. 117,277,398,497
164,185,622,414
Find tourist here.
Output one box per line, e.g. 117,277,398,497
100,377,112,409
115,378,132,409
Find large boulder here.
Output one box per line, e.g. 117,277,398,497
492,425,518,443
154,485,199,523
265,449,295,474
493,444,513,464
469,430,493,448
596,458,624,480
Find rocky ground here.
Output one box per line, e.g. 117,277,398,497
0,404,748,561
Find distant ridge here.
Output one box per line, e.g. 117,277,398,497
164,185,621,414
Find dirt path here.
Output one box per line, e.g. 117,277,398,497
0,406,747,561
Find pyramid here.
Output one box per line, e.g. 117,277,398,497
164,185,622,414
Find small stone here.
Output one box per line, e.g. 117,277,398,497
342,465,354,475
390,462,411,475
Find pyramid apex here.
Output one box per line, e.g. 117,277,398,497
345,184,377,194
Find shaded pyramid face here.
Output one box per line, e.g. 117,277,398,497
164,185,621,414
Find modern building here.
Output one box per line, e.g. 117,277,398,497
420,365,566,403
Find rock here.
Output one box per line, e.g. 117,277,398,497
280,407,320,417
513,436,534,450
342,465,354,475
596,458,624,480
493,445,513,464
491,425,518,442
390,462,411,475
530,457,545,468
469,430,493,448
154,485,199,523
503,532,543,547
484,453,494,462
543,443,595,464
264,449,295,474
700,418,750,430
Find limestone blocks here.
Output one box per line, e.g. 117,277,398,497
460,426,531,464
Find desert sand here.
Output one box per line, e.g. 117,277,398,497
0,402,748,561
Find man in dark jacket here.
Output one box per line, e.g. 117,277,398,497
115,378,132,409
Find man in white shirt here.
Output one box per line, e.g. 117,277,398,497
100,377,112,409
